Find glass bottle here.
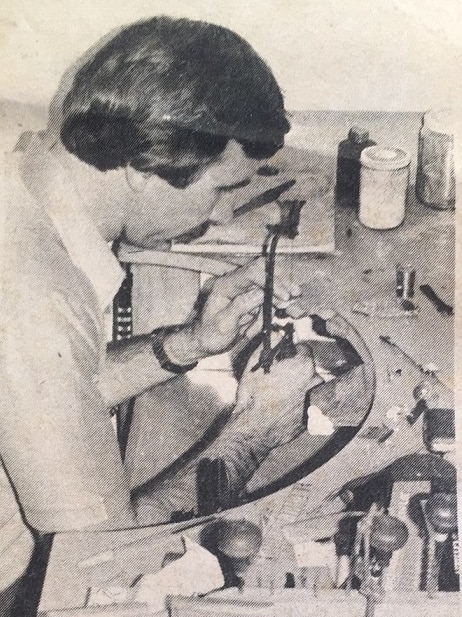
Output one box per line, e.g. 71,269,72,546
336,127,376,208
416,109,455,210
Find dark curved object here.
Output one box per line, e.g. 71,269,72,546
245,426,359,502
338,454,457,514
370,514,409,553
232,314,374,502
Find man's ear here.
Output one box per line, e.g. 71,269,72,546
125,165,149,193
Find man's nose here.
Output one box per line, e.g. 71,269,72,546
209,194,235,225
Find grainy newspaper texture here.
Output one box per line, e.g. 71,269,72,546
0,2,461,616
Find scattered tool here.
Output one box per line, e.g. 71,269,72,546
256,199,306,373
233,179,296,219
407,397,430,426
419,284,453,316
396,264,415,301
358,424,394,444
407,380,441,425
379,335,442,380
352,300,418,318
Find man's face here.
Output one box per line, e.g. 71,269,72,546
123,140,261,248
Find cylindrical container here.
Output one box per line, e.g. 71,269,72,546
336,127,376,208
359,146,411,229
396,264,416,300
416,109,455,210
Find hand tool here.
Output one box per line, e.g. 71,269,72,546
419,284,453,316
256,199,305,373
379,335,443,382
379,335,429,374
233,179,296,218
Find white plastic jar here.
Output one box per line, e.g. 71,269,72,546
416,109,455,210
359,146,411,229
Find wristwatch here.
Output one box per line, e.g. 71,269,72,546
150,325,198,374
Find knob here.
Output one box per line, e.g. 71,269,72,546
426,493,457,535
217,519,263,560
370,514,409,553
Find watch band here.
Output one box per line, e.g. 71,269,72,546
151,325,198,374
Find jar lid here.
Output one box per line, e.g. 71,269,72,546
360,146,411,170
423,108,454,135
349,126,370,143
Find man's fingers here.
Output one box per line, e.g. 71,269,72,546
238,313,256,327
212,258,262,298
241,313,263,340
237,316,257,338
226,288,264,323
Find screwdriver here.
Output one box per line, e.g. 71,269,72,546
379,335,442,382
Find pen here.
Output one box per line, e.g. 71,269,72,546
78,515,217,569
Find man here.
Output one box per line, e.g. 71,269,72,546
0,16,321,611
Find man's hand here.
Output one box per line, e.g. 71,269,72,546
164,257,300,364
231,342,324,450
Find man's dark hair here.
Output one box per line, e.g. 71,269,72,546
60,17,290,187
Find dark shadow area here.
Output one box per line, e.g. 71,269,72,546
12,533,53,617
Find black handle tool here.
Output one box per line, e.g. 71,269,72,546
256,199,306,373
419,284,453,316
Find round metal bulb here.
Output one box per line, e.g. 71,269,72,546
217,519,263,560
426,493,457,534
370,514,409,553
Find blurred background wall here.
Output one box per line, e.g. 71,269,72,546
0,0,460,113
